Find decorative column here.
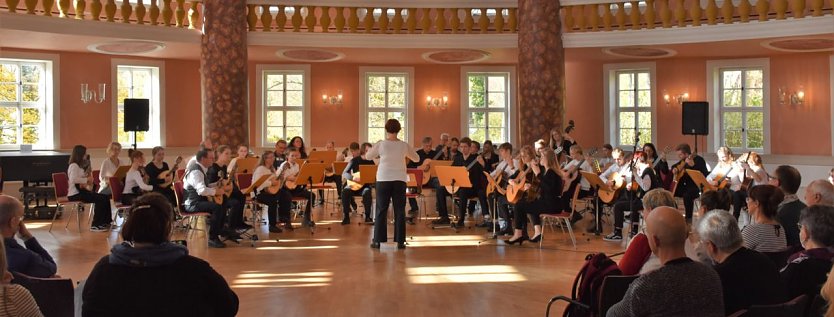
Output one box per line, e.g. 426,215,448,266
518,0,565,147
200,0,248,147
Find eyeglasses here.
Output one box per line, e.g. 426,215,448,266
797,222,803,231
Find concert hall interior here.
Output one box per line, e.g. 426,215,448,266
0,0,833,316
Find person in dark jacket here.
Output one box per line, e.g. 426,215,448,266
0,195,57,278
781,205,834,300
82,193,238,317
771,165,806,247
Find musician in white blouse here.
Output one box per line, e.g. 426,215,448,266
121,150,153,205
365,119,419,250
251,152,287,233
67,145,113,232
706,147,743,191
275,148,315,228
98,142,124,195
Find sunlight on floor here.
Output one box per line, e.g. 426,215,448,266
406,235,484,247
256,245,338,250
232,271,333,289
406,265,527,284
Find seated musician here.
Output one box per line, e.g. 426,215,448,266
429,137,461,225
272,139,288,169
549,127,576,163
341,143,375,225
453,138,488,228
643,143,670,183
67,145,113,232
597,143,614,172
207,145,247,230
706,147,743,193
98,142,124,196
562,145,596,220
183,148,231,248
448,137,462,161
605,151,661,241
144,146,178,206
667,143,710,220
406,137,437,224
505,147,564,244
289,136,309,159
468,140,484,221
252,151,288,233
594,147,631,232
318,140,343,206
481,140,499,172
276,148,316,228
534,139,548,157
489,142,518,235
121,150,153,205
434,133,451,160
731,151,769,219
227,144,252,175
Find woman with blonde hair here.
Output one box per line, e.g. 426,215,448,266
98,142,124,195
0,239,43,316
505,147,564,244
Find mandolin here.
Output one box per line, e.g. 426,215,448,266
158,156,184,188
208,178,233,204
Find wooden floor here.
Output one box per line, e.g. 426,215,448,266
27,196,624,317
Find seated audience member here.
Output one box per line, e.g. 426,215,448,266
686,189,733,263
742,185,787,253
819,265,834,317
608,206,724,317
770,165,806,247
83,193,238,316
805,179,834,206
0,239,43,316
618,189,677,275
0,195,57,278
781,205,834,299
697,211,786,315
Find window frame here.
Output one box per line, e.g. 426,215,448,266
460,66,517,145
706,58,771,154
359,66,414,144
111,59,165,148
255,64,311,148
603,62,658,148
0,53,59,150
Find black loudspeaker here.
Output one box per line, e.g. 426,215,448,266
682,101,708,135
123,99,150,132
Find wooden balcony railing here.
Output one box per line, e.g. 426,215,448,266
562,0,832,32
1,0,830,34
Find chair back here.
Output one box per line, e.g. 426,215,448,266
407,168,424,187
11,271,74,317
236,173,253,192
570,184,582,212
173,181,185,210
761,246,800,270
175,168,185,181
109,176,124,203
597,275,639,316
52,172,69,198
92,170,101,187
740,294,809,317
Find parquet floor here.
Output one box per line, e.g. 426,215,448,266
25,195,624,317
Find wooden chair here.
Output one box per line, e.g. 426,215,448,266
597,275,639,316
11,271,74,317
236,173,266,225
540,188,581,249
49,172,88,233
730,294,809,317
406,169,427,221
107,176,133,230
92,169,101,192
173,181,211,238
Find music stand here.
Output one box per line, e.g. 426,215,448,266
112,165,131,180
307,151,337,164
581,171,609,235
434,166,472,230
235,157,259,174
428,160,453,179
243,174,271,195
292,163,326,232
686,169,714,193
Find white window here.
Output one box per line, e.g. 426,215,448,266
718,68,765,151
465,73,510,144
0,58,55,149
604,63,657,148
113,60,163,148
360,67,414,143
707,58,770,154
256,65,310,147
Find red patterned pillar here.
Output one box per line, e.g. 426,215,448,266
518,0,565,147
200,0,248,147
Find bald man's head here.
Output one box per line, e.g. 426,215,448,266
646,206,689,256
806,180,834,206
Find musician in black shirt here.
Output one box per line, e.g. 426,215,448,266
667,143,710,220
206,145,247,230
452,138,488,228
341,143,375,225
144,146,177,206
506,147,564,244
407,137,437,222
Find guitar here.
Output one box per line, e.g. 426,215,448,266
445,155,482,194
652,146,672,169
77,154,95,191
562,148,598,193
416,149,446,185
345,172,364,191
158,156,183,188
598,172,628,204
709,165,734,191
506,165,532,204
671,151,696,182
208,178,233,204
738,152,754,192
484,172,505,196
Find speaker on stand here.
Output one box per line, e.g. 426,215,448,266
682,101,709,153
123,98,150,151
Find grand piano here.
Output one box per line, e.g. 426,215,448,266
0,151,70,218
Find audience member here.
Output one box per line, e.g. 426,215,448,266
805,179,834,206
0,195,57,278
686,189,733,263
770,165,806,247
742,185,787,252
618,189,678,275
819,265,834,317
697,211,786,315
0,239,43,316
781,205,834,299
608,206,724,317
82,193,238,316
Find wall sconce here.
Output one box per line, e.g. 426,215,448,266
778,86,804,106
663,91,689,106
426,92,448,110
81,83,106,104
322,90,343,105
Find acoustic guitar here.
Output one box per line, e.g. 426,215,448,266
345,172,364,191
158,156,183,188
598,172,628,204
208,178,233,204
416,149,446,185
738,152,754,192
562,148,598,193
484,172,505,196
506,166,532,204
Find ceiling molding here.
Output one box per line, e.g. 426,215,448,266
564,16,834,48
0,12,201,43
248,32,518,49
244,0,517,8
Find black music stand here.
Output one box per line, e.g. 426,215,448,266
433,166,471,231
581,171,609,236
296,163,327,233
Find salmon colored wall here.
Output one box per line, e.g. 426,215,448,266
163,60,202,147
414,64,461,146
655,58,708,151
565,60,604,148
